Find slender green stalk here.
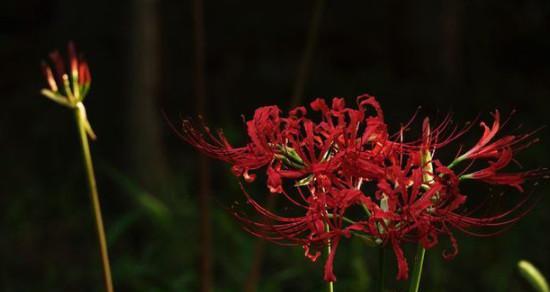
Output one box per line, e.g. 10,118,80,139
407,120,431,292
379,247,385,292
75,107,114,292
408,244,426,292
325,222,334,292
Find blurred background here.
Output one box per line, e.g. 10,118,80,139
1,0,550,291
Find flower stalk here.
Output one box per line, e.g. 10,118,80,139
75,105,114,292
325,222,334,292
407,118,433,292
40,43,114,292
408,244,426,292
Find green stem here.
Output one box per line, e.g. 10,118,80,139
326,213,356,225
379,247,385,292
75,108,114,292
328,275,334,292
325,222,334,292
447,159,460,169
408,245,426,292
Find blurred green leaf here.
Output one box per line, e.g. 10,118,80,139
100,163,172,227
107,210,141,245
518,260,549,292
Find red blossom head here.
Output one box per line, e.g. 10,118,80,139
40,42,96,140
179,94,546,282
41,42,92,107
359,111,546,279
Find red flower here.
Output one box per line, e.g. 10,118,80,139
182,95,392,281
443,111,545,190
180,94,545,282
41,42,91,104
40,42,96,139
180,105,288,183
360,114,544,279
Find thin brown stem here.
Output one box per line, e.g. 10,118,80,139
198,156,212,292
191,0,212,291
75,108,114,292
291,0,326,107
244,197,276,292
243,1,326,291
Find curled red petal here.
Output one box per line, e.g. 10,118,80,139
41,62,58,92
48,50,66,80
267,166,283,193
323,237,340,282
68,41,78,77
391,238,409,280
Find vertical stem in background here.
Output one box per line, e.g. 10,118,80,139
441,0,462,91
129,0,171,193
408,244,426,292
75,108,114,292
291,0,326,107
191,0,212,291
243,238,265,292
243,2,326,291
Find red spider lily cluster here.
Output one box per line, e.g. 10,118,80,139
181,94,545,282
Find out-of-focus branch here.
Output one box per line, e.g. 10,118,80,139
129,0,171,193
291,0,326,108
244,1,326,291
191,0,212,291
441,0,463,90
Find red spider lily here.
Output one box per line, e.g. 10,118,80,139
446,111,545,191
40,42,96,140
41,42,91,106
358,115,544,280
180,94,545,282
182,95,391,281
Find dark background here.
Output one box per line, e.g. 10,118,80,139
1,0,550,291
